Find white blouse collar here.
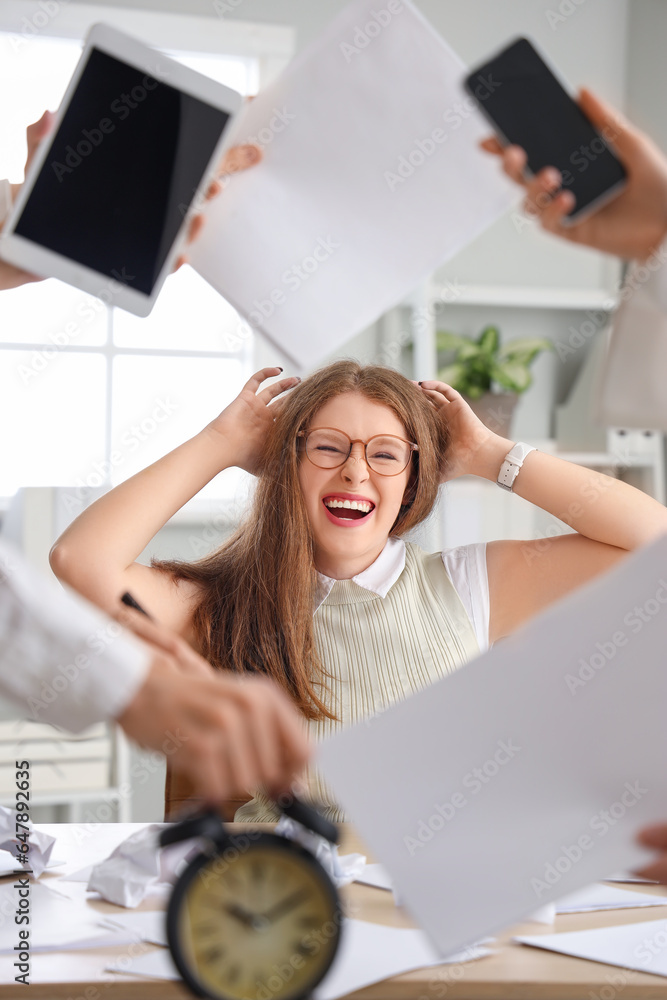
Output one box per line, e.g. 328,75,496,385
313,537,406,611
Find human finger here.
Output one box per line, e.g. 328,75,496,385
522,167,563,216
219,143,262,176
479,136,503,155
24,110,54,173
255,374,301,405
186,213,205,245
230,682,284,791
241,366,287,395
418,380,461,402
116,607,212,678
215,698,262,795
268,693,311,790
537,189,576,237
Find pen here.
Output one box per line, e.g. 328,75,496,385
121,591,153,620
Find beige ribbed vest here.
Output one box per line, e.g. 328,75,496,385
235,543,479,823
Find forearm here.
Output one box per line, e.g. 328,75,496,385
51,426,236,592
0,540,149,732
472,436,667,550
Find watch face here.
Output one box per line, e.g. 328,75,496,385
167,834,342,1000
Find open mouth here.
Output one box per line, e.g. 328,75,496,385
322,496,376,522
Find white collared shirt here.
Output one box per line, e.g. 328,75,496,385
315,537,490,651
0,539,150,732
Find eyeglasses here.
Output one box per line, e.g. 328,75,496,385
299,427,418,476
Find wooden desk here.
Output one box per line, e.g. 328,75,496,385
4,824,667,1000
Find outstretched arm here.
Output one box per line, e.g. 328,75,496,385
419,381,667,643
50,368,299,630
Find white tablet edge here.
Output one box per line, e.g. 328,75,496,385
0,21,243,316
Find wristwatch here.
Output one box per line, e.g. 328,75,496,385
497,441,537,492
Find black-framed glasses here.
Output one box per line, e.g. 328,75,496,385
298,427,418,476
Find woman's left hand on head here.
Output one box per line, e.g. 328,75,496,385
417,381,510,483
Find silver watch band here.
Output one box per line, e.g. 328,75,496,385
497,441,537,492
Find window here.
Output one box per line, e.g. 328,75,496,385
0,7,294,502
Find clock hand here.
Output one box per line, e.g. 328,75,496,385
262,887,311,924
223,902,257,928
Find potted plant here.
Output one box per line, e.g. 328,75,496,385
436,325,553,437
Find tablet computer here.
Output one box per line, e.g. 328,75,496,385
0,23,242,316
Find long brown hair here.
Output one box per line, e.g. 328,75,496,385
157,361,449,719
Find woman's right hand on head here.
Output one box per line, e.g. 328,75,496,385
204,367,300,475
480,88,667,261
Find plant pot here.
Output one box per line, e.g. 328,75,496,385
464,391,518,438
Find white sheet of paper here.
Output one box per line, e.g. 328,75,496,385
102,910,167,947
105,918,491,996
355,862,393,890
0,850,64,877
318,536,667,958
0,882,139,952
516,918,667,978
190,0,516,369
555,883,667,913
606,871,659,884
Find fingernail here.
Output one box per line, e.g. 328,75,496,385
418,381,423,386
278,366,283,372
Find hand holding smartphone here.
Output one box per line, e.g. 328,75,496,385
465,37,626,225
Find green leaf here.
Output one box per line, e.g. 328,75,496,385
436,331,476,353
478,325,500,354
498,338,553,364
436,362,467,389
491,360,532,393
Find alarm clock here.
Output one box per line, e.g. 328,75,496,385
159,797,343,1000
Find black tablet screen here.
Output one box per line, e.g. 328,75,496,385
15,48,230,296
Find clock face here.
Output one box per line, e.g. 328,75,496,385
168,835,342,1000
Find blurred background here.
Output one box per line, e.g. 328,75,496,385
0,0,663,823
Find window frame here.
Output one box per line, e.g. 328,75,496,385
0,4,295,510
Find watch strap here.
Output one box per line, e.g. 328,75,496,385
497,441,537,492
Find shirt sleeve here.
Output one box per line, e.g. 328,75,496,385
0,539,150,733
441,543,489,653
596,238,667,429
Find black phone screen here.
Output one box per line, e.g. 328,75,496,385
465,37,626,219
14,47,230,295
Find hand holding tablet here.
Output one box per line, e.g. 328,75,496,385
0,23,253,312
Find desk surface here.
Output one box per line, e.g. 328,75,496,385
4,823,667,1000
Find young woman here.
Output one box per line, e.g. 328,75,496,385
51,362,667,820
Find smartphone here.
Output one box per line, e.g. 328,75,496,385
464,37,626,224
